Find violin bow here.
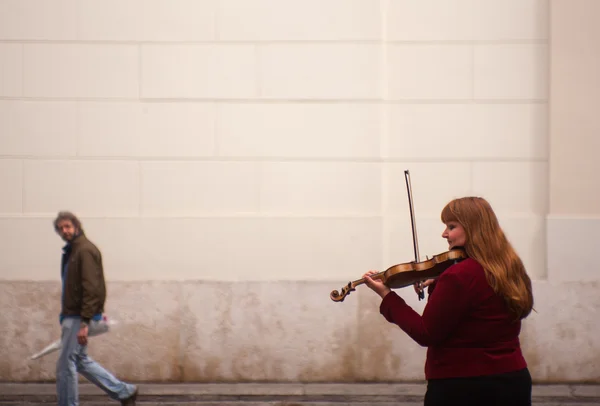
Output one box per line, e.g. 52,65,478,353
404,170,424,301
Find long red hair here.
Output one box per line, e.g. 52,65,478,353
441,197,534,320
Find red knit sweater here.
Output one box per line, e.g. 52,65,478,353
379,258,527,380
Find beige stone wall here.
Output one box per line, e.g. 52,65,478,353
0,0,549,283
546,0,600,283
549,0,600,216
2,280,599,382
0,0,598,383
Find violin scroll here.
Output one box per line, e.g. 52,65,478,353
330,272,386,302
330,283,355,302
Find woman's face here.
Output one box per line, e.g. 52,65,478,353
442,221,466,249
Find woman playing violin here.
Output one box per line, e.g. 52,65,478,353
363,197,534,406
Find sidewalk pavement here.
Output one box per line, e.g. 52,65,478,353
1,382,599,405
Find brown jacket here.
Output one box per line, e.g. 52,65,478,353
61,233,106,323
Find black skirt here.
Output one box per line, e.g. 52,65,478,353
424,368,532,406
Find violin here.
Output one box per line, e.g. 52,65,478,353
330,248,466,302
330,170,466,303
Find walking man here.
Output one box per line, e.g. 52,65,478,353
53,211,138,406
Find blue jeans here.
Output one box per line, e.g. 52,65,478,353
56,317,137,406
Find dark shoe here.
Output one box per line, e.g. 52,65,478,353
121,387,138,406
